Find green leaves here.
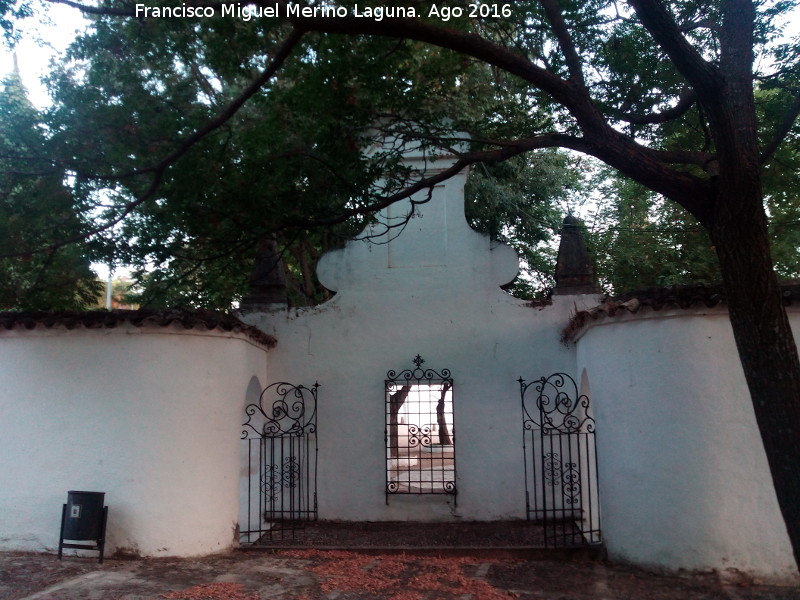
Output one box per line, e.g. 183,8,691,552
2,0,798,309
0,72,101,310
589,169,721,293
466,152,580,297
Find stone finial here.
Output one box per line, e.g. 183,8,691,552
239,238,288,312
553,214,601,295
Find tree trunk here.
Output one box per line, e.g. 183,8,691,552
388,384,411,458
701,0,800,565
436,383,452,445
711,194,800,568
707,63,800,560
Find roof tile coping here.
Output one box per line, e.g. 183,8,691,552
563,280,800,343
0,308,277,348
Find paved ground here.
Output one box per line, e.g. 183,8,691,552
2,549,800,600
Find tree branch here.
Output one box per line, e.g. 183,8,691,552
761,91,800,165
135,29,303,177
627,0,722,100
288,13,711,219
39,3,714,235
617,88,698,125
288,15,579,108
284,132,709,230
649,149,711,166
284,134,581,229
539,0,586,86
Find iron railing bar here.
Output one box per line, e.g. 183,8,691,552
521,387,530,520
541,428,549,547
280,436,286,533
592,429,602,543
264,437,271,537
268,436,275,536
290,436,296,538
303,433,309,522
585,436,592,543
566,428,575,545
245,439,252,543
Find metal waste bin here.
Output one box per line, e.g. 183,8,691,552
58,491,108,563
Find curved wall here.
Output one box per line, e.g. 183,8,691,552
0,325,268,557
576,309,800,583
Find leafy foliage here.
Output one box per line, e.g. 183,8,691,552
0,71,100,310
588,169,720,293
2,0,798,306
21,13,578,308
466,151,584,298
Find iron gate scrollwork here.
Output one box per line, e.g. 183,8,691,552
241,381,318,543
519,373,601,548
385,355,456,504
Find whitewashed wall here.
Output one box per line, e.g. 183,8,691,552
244,149,599,522
0,325,268,557
575,308,800,583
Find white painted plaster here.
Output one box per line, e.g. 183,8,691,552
576,309,800,583
244,148,601,523
0,325,268,557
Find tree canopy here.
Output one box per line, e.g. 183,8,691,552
2,1,798,306
1,10,589,307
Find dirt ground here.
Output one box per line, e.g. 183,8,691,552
3,522,799,599
2,549,800,600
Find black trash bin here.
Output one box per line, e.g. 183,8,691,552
58,491,108,563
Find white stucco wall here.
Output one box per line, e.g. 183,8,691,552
244,149,600,522
0,325,268,557
575,308,800,583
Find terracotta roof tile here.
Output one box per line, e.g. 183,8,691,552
563,280,800,342
0,308,277,348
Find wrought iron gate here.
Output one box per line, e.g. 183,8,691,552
240,381,318,543
385,355,456,504
519,373,601,548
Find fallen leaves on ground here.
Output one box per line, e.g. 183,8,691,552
160,581,258,600
282,550,515,600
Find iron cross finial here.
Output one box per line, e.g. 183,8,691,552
413,355,425,368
